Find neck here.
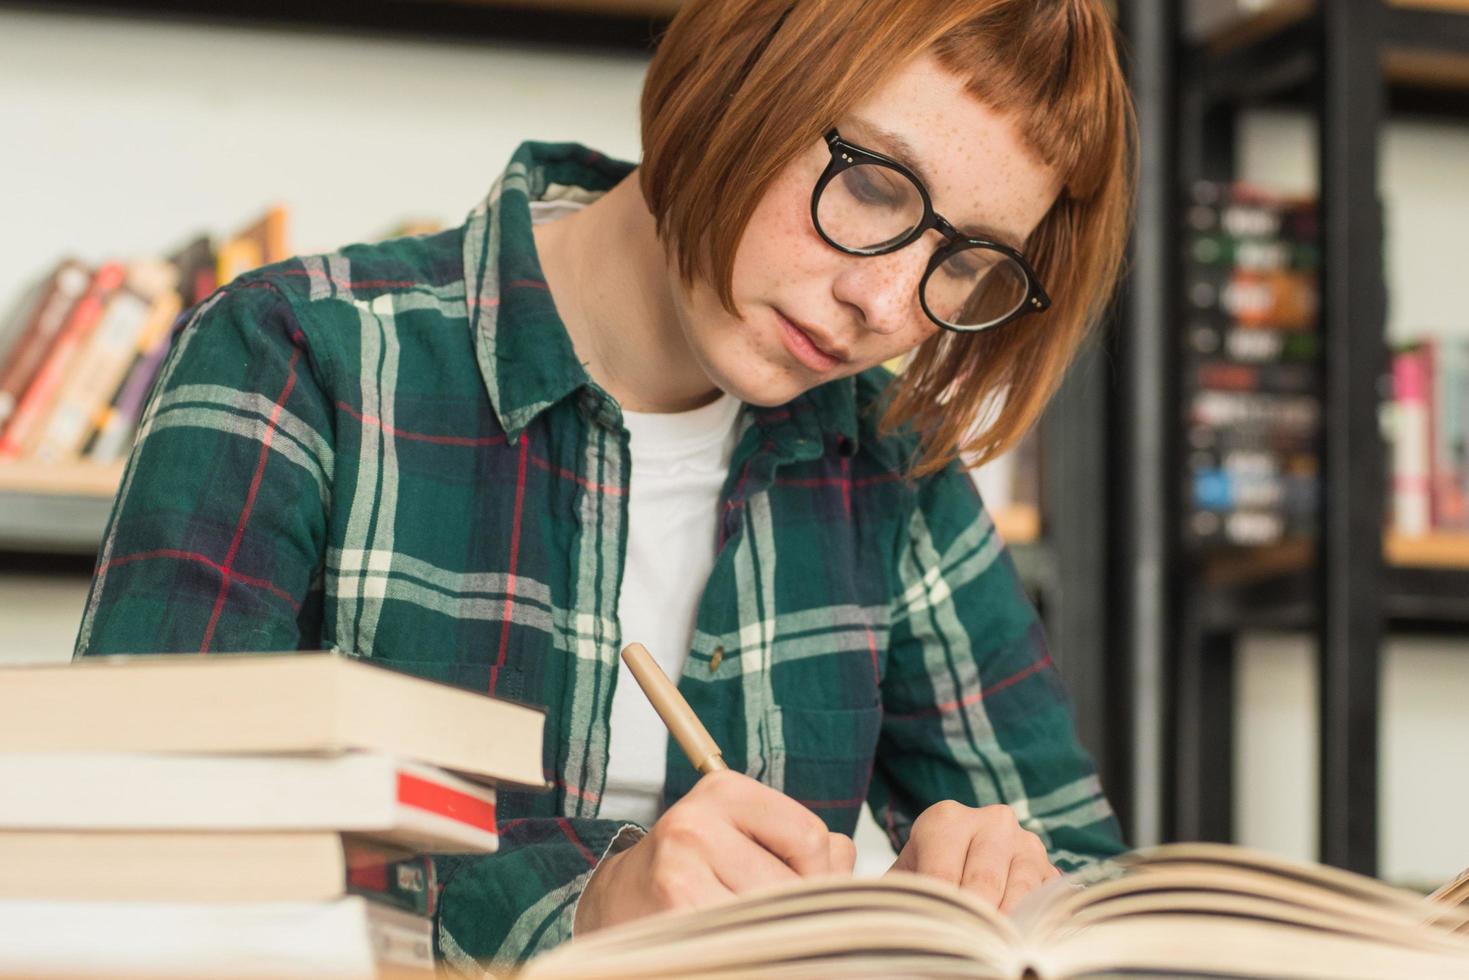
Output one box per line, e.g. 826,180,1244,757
533,172,723,414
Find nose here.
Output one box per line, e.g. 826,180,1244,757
829,232,937,336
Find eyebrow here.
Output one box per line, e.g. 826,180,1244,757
845,116,1027,251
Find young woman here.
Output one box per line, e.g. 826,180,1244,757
75,0,1135,971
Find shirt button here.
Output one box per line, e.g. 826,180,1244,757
709,646,724,672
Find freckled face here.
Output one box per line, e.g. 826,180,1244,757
666,52,1064,407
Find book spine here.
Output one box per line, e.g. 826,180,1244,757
32,264,180,464
1182,180,1321,552
85,327,172,463
1431,340,1468,530
0,262,126,458
365,901,435,975
1393,346,1433,536
29,274,162,462
346,853,438,917
0,260,91,431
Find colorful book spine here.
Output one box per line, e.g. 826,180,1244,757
1431,340,1468,530
1392,346,1433,537
30,261,180,462
0,262,126,458
0,260,90,432
85,325,175,463
346,853,438,918
1182,180,1322,549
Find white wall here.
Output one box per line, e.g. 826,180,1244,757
0,8,650,305
1233,108,1469,885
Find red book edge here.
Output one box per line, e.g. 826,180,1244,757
397,770,496,833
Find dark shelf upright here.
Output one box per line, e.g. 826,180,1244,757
1113,0,1178,849
1316,0,1387,877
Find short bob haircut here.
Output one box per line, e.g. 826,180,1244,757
640,0,1135,478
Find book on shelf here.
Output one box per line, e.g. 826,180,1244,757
0,262,127,459
216,204,289,287
0,895,429,980
521,843,1469,980
0,205,291,474
0,650,547,789
168,232,218,308
29,260,181,462
1389,337,1469,538
1182,180,1321,551
0,258,91,433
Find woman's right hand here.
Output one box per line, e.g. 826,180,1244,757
573,769,856,934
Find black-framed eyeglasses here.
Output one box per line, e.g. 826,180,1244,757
811,128,1052,334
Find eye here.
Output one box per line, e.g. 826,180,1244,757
941,253,984,280
840,166,906,209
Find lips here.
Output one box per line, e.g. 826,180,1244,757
776,309,847,372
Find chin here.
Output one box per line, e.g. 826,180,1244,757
702,356,810,408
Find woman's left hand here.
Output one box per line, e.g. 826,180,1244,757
887,801,1059,913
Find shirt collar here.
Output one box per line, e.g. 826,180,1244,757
463,140,632,444
463,140,861,458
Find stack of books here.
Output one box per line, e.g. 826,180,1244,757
0,651,546,978
1182,179,1321,550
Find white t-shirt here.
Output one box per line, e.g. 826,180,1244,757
528,195,741,827
601,393,743,827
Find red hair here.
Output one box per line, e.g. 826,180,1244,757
640,0,1136,476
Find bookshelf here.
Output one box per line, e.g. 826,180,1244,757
1121,0,1469,875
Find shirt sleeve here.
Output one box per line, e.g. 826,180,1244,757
866,462,1126,872
434,820,644,973
73,276,334,657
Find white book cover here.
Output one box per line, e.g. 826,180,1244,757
0,750,497,853
0,896,376,979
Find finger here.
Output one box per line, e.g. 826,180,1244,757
701,824,803,894
909,823,970,887
958,832,1012,908
997,852,1051,915
827,833,857,875
707,772,833,876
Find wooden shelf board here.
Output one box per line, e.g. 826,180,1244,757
0,461,126,499
1200,0,1469,94
1389,0,1469,14
1386,531,1469,569
1202,0,1314,55
994,503,1041,545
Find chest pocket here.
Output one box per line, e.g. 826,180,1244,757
768,703,883,822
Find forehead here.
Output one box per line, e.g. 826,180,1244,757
839,53,1061,245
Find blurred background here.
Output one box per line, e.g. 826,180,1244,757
1,0,1466,890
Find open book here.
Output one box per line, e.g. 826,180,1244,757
520,843,1469,979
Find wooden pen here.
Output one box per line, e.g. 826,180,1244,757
620,642,729,774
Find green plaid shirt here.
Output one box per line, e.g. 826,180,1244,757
75,140,1122,971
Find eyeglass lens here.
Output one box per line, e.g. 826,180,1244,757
815,163,1031,331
